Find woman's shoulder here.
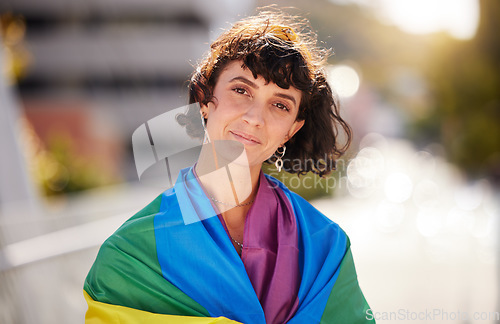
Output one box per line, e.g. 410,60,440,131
111,187,179,232
84,188,182,304
91,187,182,265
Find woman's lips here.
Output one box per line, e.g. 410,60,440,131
229,130,261,145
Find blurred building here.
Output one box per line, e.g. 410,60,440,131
0,1,253,323
2,0,254,183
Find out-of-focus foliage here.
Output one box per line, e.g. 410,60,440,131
21,119,119,196
276,0,499,182
414,0,500,182
262,158,350,201
2,13,121,196
39,136,118,196
0,13,31,84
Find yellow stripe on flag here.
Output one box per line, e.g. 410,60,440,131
84,291,242,324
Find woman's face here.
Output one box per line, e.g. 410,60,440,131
201,60,304,169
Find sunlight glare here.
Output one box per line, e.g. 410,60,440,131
377,0,479,40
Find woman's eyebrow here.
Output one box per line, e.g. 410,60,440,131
274,93,297,106
230,76,297,106
229,76,259,89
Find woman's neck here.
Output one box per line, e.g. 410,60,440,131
195,141,261,213
195,142,261,252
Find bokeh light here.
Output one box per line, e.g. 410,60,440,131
326,64,361,98
454,181,485,211
375,200,405,233
416,207,444,237
384,172,413,203
346,147,384,198
412,179,440,209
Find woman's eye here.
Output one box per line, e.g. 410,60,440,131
233,87,247,95
274,103,290,111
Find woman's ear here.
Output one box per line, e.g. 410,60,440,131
200,101,216,119
200,103,209,119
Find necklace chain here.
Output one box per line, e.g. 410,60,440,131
232,237,243,248
210,196,254,207
207,193,248,249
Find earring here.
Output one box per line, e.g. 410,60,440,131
200,112,210,144
274,145,286,172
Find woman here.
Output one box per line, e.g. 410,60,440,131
84,11,373,324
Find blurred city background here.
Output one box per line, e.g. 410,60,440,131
0,0,498,323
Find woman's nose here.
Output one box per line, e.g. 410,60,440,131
242,101,265,127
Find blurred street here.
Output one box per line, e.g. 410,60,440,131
317,135,498,323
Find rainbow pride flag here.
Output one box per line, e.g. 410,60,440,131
84,168,373,323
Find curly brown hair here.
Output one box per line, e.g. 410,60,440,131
180,10,351,177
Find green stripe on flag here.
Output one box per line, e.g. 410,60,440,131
84,194,210,317
320,238,374,323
